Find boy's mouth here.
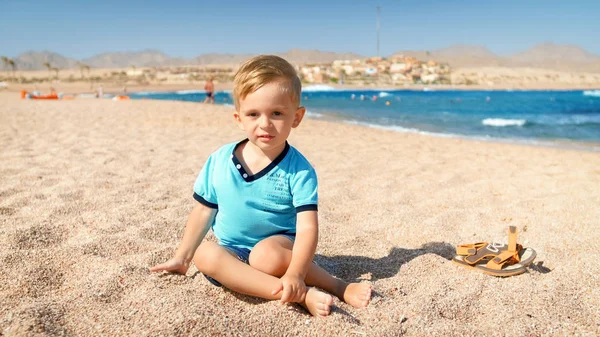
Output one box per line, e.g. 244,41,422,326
258,135,274,140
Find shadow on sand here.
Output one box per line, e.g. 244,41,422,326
225,242,455,309
198,241,549,320
314,241,455,282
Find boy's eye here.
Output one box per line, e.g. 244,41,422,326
273,111,283,116
248,112,258,117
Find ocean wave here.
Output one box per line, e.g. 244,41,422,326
133,91,164,96
305,110,323,118
583,90,600,97
378,92,392,97
534,114,600,126
482,118,527,127
344,120,461,138
342,120,600,152
175,90,206,95
302,85,338,92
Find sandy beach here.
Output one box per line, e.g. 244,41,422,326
1,93,599,336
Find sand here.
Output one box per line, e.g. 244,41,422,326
1,93,599,336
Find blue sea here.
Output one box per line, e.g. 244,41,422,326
131,87,600,150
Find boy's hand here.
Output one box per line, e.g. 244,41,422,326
149,256,190,275
271,272,306,303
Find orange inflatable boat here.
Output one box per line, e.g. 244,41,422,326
21,90,59,100
32,94,59,100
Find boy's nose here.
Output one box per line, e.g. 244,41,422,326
259,116,272,128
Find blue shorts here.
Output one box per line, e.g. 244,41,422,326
203,234,295,287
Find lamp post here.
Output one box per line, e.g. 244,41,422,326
376,5,381,57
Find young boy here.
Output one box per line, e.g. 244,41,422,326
150,55,372,317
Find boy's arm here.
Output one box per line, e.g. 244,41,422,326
286,210,318,278
150,203,216,274
175,203,217,264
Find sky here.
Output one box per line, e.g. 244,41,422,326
1,0,599,59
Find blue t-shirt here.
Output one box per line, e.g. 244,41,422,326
193,139,318,250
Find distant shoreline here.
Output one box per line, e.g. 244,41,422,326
3,63,599,95
5,81,600,95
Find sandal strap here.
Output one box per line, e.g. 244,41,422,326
456,242,487,256
485,245,523,270
459,226,524,267
486,226,523,270
508,226,518,253
464,243,508,264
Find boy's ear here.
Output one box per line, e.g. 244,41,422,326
292,106,306,128
233,111,245,130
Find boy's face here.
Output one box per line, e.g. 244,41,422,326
234,80,305,156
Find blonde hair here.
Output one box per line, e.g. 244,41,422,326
233,55,301,110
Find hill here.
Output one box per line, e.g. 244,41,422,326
8,49,364,70
6,44,600,72
392,43,600,72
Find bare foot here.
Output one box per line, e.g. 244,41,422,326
343,282,372,308
301,287,334,317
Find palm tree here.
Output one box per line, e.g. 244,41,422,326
52,67,59,80
83,65,94,89
76,62,90,80
1,56,9,79
42,62,52,82
8,59,16,81
77,62,84,79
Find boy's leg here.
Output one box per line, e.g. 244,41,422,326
193,241,333,316
249,236,372,308
194,241,280,299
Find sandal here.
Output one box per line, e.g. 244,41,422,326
452,226,536,277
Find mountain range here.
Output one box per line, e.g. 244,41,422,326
391,43,600,72
5,43,600,72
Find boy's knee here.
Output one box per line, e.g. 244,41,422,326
249,242,290,276
193,243,223,275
